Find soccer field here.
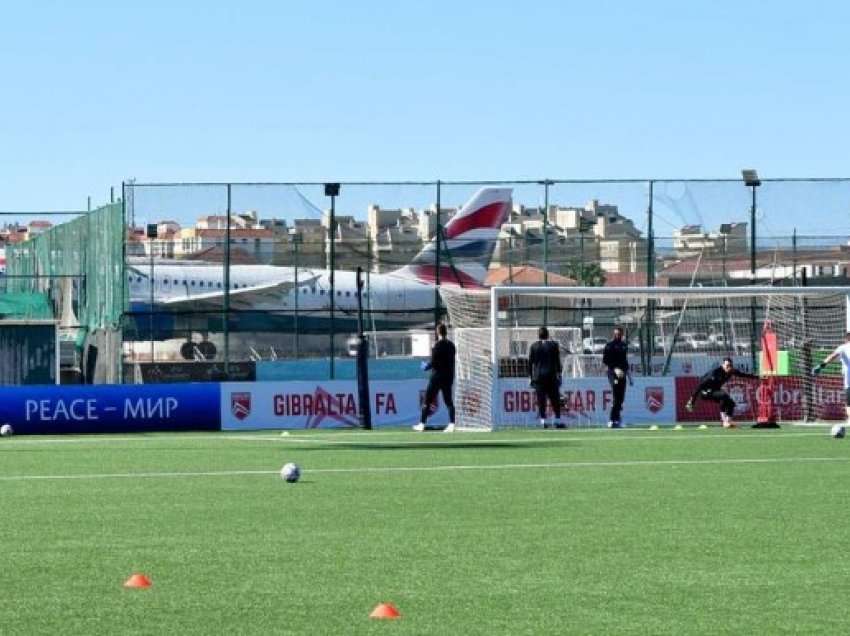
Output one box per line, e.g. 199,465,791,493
1,427,848,635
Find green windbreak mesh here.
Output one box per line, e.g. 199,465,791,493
0,292,53,319
5,203,125,329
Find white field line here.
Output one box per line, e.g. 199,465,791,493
0,456,848,482
0,428,836,449
242,431,830,445
0,434,234,447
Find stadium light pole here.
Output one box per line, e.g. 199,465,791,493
325,183,340,380
742,169,761,371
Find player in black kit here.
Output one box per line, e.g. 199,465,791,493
414,323,456,432
528,326,563,428
685,357,759,428
602,326,632,428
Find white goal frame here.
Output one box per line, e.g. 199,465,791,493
444,285,850,430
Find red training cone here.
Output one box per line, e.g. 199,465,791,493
369,602,401,619
123,573,152,589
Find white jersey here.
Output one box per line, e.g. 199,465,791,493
833,342,850,389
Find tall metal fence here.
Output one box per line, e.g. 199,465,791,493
3,178,850,383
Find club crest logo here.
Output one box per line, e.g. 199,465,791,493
645,387,664,413
231,392,252,420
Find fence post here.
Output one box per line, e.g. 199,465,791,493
434,180,441,328
224,184,231,379
645,180,654,376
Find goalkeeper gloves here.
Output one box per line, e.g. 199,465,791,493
420,361,431,372
812,363,824,376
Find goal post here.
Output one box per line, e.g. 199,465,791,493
440,285,850,430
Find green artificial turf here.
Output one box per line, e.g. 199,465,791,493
0,426,848,635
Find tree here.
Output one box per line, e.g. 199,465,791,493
563,260,606,287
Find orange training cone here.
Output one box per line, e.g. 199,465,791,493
123,573,152,589
369,602,401,619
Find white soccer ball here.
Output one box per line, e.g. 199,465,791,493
280,462,301,483
0,424,13,437
831,424,846,439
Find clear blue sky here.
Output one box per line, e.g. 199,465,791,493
1,1,849,214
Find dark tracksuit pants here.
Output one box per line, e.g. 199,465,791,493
421,374,455,424
607,370,627,422
693,388,735,417
534,378,561,420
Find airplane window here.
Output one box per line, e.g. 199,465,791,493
199,281,204,287
320,289,325,295
345,291,351,297
136,277,142,283
164,279,169,285
302,288,307,294
191,280,196,286
217,282,222,288
337,291,342,296
182,280,187,285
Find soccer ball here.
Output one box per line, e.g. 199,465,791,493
280,462,301,483
831,424,846,439
0,424,13,437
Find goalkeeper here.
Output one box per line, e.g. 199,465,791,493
414,323,456,433
811,331,850,422
685,357,758,428
602,326,632,428
528,326,563,428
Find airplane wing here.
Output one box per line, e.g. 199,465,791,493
158,275,320,311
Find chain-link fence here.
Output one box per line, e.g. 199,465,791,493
2,178,849,383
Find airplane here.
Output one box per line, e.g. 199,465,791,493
125,187,513,338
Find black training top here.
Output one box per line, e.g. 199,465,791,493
430,338,456,381
602,339,628,371
695,365,758,393
529,339,562,383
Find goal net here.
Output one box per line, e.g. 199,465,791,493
440,286,850,430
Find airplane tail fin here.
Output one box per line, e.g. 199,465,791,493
396,187,512,287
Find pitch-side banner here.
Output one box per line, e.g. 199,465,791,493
485,377,676,427
0,383,220,434
221,380,448,430
675,376,847,422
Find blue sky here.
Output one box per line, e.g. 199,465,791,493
1,1,849,220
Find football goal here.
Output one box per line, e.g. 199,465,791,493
440,286,850,430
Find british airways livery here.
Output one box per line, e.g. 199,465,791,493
127,188,512,332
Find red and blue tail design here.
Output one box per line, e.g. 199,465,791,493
397,187,512,287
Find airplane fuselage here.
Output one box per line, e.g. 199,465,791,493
127,263,439,328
